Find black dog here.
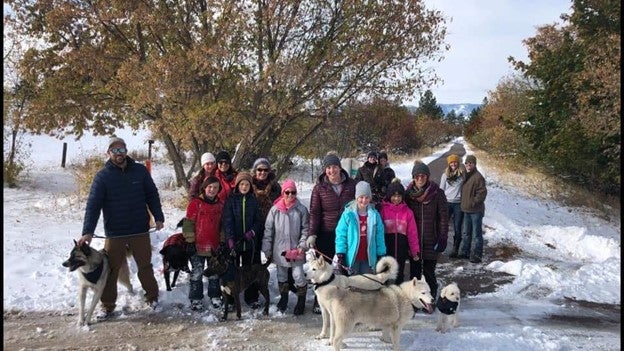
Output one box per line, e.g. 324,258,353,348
159,232,191,291
203,249,271,321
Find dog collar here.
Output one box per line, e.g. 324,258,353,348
81,260,104,285
313,274,336,290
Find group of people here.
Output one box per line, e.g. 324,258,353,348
77,137,486,321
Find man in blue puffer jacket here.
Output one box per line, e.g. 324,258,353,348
77,137,165,320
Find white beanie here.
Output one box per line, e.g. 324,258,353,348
201,152,216,166
355,181,372,198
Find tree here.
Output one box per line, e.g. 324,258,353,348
6,0,449,186
415,89,444,119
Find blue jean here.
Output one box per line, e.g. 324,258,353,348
448,202,464,246
460,211,484,259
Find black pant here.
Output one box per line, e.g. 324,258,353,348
384,233,409,284
315,230,336,264
240,232,262,305
409,258,438,299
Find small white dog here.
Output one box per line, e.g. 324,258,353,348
435,282,461,333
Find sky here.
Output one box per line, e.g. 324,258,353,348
3,131,620,350
415,0,573,104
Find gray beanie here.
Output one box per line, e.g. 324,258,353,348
411,161,430,177
355,181,372,198
252,158,271,171
465,155,477,165
322,154,341,168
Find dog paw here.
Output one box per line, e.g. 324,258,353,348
315,333,327,340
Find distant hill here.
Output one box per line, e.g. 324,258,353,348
405,103,482,117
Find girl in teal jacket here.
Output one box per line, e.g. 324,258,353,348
335,181,386,275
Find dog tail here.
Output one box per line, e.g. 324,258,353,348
375,256,399,283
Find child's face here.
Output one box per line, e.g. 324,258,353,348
391,194,403,205
204,182,220,198
356,195,371,210
238,180,251,194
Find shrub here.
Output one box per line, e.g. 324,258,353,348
72,156,105,198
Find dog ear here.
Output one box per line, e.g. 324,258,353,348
80,242,92,256
73,239,79,247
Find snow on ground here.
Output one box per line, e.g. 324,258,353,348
3,131,621,350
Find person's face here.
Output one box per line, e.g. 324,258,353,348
368,155,378,164
203,161,216,174
449,161,459,171
413,173,428,188
255,166,269,180
238,180,251,194
379,158,387,167
108,142,127,166
204,182,220,198
325,165,341,183
217,160,230,173
283,188,297,203
390,194,403,205
465,161,475,173
356,195,371,210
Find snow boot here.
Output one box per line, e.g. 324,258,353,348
277,282,289,312
293,285,307,315
448,240,461,258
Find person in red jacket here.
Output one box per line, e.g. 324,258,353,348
183,176,224,312
214,150,238,203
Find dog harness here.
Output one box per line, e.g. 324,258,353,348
82,260,104,285
436,296,458,315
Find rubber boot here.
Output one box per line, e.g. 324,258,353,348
277,282,289,312
293,285,307,315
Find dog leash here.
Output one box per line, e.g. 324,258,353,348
311,248,386,285
91,228,158,239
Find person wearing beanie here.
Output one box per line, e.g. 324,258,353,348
377,151,396,205
459,155,487,264
379,178,420,284
79,136,164,319
262,179,310,315
334,181,386,276
355,151,384,205
222,170,264,306
249,157,281,308
405,160,448,299
183,176,224,311
214,150,238,203
308,151,357,313
440,154,466,259
189,152,218,199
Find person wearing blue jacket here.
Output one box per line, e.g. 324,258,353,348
335,181,386,275
77,137,165,321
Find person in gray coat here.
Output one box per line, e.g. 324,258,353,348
262,179,310,315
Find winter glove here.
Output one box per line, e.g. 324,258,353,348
433,237,447,253
227,238,235,250
229,248,238,258
185,242,196,256
305,235,317,249
334,253,348,276
244,230,255,241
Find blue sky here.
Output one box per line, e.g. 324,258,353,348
413,0,572,104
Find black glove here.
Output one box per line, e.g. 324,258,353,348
433,237,447,253
186,242,196,256
229,248,237,258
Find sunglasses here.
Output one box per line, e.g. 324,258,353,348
109,147,127,154
256,168,269,173
284,191,297,195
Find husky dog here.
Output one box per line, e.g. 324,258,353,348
303,252,404,347
436,282,461,333
62,241,133,326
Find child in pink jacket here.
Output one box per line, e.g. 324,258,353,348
379,178,420,284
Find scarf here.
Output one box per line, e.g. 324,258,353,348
406,181,438,204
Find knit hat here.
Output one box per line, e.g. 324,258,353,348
385,178,405,200
465,155,477,165
367,151,378,159
411,161,430,177
252,158,271,171
355,181,372,198
215,150,232,164
201,152,216,166
108,137,126,149
281,179,297,195
235,171,253,187
322,154,341,168
378,151,388,161
447,154,460,165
